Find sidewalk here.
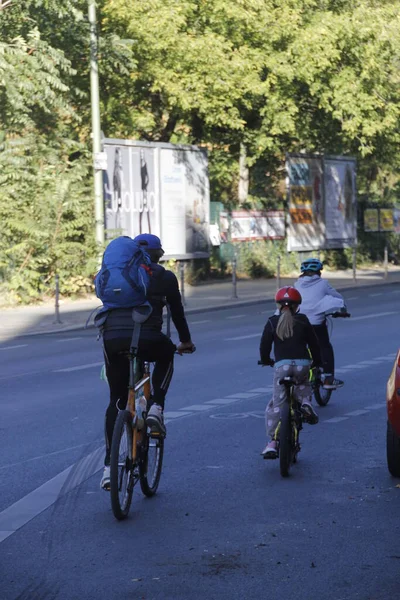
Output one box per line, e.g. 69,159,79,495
0,266,399,341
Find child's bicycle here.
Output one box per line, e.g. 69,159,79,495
258,360,309,477
110,352,164,520
310,309,351,407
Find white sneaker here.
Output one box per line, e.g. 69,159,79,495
100,466,110,491
146,403,166,435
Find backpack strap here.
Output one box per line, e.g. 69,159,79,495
130,302,153,353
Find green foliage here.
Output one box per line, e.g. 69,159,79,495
2,0,400,303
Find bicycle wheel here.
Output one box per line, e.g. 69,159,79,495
110,410,134,520
139,432,164,497
314,383,332,407
279,403,294,478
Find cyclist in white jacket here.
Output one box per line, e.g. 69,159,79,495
294,258,345,390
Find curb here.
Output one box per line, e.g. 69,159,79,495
3,278,398,340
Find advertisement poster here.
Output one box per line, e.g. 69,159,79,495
379,208,394,232
324,157,357,249
103,139,210,258
286,155,325,251
231,210,285,241
394,207,400,234
364,209,379,232
286,154,357,251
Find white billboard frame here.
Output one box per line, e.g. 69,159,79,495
102,138,210,260
286,153,357,252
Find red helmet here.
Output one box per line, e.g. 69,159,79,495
275,286,302,306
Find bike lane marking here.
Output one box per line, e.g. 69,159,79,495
0,351,392,545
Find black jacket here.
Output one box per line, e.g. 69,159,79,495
101,263,191,343
260,313,321,366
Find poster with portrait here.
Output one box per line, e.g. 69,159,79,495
103,139,210,259
323,157,357,249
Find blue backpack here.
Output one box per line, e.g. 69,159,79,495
95,236,151,310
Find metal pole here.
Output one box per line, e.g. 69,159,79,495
179,262,186,306
276,255,281,290
54,274,62,324
88,0,104,246
352,247,357,283
231,252,238,299
384,244,388,279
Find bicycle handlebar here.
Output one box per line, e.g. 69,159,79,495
258,359,275,367
330,311,351,318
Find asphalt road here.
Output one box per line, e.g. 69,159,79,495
1,283,400,600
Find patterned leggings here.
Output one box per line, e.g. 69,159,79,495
265,363,312,440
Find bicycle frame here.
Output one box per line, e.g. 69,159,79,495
274,380,302,449
127,354,151,461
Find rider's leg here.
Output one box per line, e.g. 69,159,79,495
292,364,318,424
312,322,335,376
103,338,130,465
138,333,175,433
263,365,289,457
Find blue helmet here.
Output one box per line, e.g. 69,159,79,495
300,258,323,273
133,233,164,253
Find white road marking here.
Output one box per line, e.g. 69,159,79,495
324,417,349,423
205,398,240,405
345,410,370,417
249,387,273,393
190,319,211,325
0,442,92,472
56,337,83,343
0,369,44,381
0,447,102,545
163,411,192,419
226,314,245,319
370,292,383,297
226,392,260,399
179,404,212,411
364,403,385,410
392,290,400,293
225,333,259,341
53,361,103,373
0,344,28,351
350,311,397,321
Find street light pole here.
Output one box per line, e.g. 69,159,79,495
88,0,105,246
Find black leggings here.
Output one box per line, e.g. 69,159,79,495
313,322,335,376
103,333,175,465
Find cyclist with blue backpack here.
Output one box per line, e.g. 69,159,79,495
95,234,195,490
294,258,345,390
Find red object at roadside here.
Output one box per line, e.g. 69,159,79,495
387,349,400,437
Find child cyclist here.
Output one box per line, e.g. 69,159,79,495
259,286,322,458
294,258,345,390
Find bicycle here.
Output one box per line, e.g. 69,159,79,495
110,352,164,520
258,361,308,477
310,309,351,407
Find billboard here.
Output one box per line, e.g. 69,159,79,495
286,154,357,251
103,139,210,259
324,157,357,249
231,210,285,242
364,208,379,232
286,155,324,251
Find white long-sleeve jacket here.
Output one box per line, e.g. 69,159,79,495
294,275,345,325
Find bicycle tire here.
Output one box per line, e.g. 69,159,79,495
314,384,332,407
279,403,293,478
139,432,164,497
110,410,134,520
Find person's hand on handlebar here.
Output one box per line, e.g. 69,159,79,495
177,341,196,355
258,358,275,367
